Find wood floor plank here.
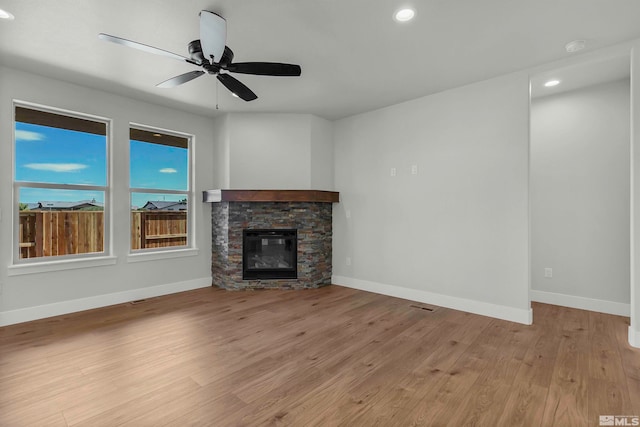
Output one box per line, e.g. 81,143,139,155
540,309,589,426
496,382,548,426
153,391,247,427
68,377,202,427
588,311,634,423
612,313,640,411
1,287,639,426
0,401,69,427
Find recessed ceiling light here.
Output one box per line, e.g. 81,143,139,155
153,133,162,137
231,93,239,98
544,80,560,87
0,8,15,20
565,40,586,53
394,8,415,22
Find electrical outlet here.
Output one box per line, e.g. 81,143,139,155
544,268,553,278
346,210,351,219
390,167,397,177
411,165,418,175
346,257,352,266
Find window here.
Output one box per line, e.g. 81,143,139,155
129,126,191,251
14,104,109,261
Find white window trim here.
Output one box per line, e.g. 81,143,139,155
128,123,196,255
12,101,113,267
8,256,118,276
127,248,199,263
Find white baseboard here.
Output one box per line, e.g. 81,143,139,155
530,289,630,317
0,277,212,327
629,326,640,348
332,275,533,325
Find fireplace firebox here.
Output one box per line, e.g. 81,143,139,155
243,229,297,280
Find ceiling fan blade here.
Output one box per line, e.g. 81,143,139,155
217,73,257,101
199,11,226,64
218,46,234,68
226,62,302,76
156,71,205,88
98,33,189,62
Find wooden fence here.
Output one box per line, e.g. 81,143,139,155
19,211,187,259
131,211,187,250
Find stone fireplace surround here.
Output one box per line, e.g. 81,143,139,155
206,190,339,290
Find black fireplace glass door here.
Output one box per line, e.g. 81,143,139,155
243,229,297,279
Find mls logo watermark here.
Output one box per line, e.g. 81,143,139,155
600,415,640,426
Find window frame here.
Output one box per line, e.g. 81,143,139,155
128,123,195,255
11,100,113,266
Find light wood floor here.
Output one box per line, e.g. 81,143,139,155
1,286,639,426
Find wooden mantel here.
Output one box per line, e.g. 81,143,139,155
202,189,339,203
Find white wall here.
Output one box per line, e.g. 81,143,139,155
214,113,334,190
530,79,630,314
0,66,215,324
212,114,231,188
228,113,311,189
310,115,334,190
631,42,640,347
332,71,532,324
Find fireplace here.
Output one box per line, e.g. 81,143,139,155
243,229,297,279
207,189,339,290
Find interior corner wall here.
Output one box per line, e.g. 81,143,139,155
226,113,313,189
332,71,532,324
0,65,215,322
310,115,334,190
219,113,334,190
212,114,231,188
530,79,630,314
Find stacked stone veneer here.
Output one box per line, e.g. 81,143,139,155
212,202,332,290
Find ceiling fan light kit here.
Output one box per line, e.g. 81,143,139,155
98,10,301,102
0,8,15,20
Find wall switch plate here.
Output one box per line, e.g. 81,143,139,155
544,268,553,278
411,165,418,175
346,257,352,266
346,210,351,219
390,167,397,177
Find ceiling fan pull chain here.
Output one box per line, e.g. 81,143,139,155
216,79,219,110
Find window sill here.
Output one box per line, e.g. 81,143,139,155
8,256,118,276
127,248,200,263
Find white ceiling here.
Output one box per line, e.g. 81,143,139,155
531,53,630,99
1,0,640,120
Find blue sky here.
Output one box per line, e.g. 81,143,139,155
15,123,188,209
130,140,188,191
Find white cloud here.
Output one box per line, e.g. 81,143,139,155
24,163,88,172
159,168,178,173
15,130,46,141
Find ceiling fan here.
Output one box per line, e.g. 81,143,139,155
98,11,301,101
